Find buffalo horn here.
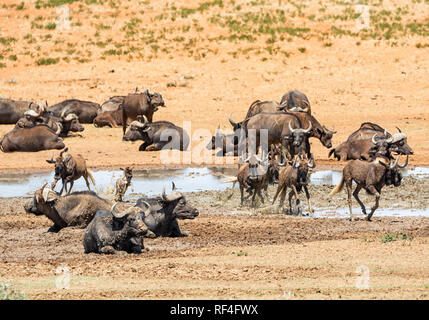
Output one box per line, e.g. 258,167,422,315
228,113,238,128
303,121,312,134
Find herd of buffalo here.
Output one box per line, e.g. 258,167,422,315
0,89,414,254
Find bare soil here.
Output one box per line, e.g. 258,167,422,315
0,0,428,300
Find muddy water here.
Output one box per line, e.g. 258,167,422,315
0,166,427,199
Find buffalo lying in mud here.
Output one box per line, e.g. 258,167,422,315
122,89,166,135
0,125,65,152
329,123,413,161
329,154,408,221
134,183,199,237
0,98,41,124
48,99,100,123
279,90,311,114
123,116,190,151
83,203,149,254
25,183,112,232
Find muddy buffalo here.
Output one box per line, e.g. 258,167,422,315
123,116,189,151
25,183,112,232
121,89,165,135
279,90,311,114
48,99,100,123
134,182,199,237
83,203,148,254
1,125,65,152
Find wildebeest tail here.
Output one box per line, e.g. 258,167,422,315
329,175,344,197
87,169,96,186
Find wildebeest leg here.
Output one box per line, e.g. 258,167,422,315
272,184,282,204
303,185,313,216
83,174,91,191
67,180,74,195
347,183,354,221
279,186,287,212
353,185,366,215
257,188,264,204
240,185,244,205
366,187,380,221
251,188,257,207
291,185,300,210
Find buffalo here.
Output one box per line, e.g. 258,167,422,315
25,183,112,232
122,89,166,135
48,99,100,123
279,90,311,114
123,116,189,151
1,125,64,152
329,123,413,161
93,96,125,128
134,182,199,237
0,98,41,124
83,203,149,254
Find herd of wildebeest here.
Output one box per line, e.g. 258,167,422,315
0,89,414,254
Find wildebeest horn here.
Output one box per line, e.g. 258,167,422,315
60,147,69,157
228,113,238,128
172,182,176,191
307,154,316,168
303,121,312,134
396,126,402,133
288,120,296,133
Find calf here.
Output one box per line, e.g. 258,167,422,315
115,167,133,202
83,202,149,254
329,154,408,221
272,153,315,215
236,153,271,207
205,126,239,156
46,147,95,195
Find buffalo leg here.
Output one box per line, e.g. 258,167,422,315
353,185,367,215
303,185,313,216
146,143,164,151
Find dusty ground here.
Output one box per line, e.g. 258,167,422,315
0,177,428,300
0,0,428,299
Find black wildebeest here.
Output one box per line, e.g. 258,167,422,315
25,182,112,232
329,123,413,161
121,89,166,135
46,147,95,195
48,99,100,123
272,153,315,215
329,154,408,221
134,182,199,237
0,125,64,152
123,116,190,151
83,202,149,254
279,90,311,114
